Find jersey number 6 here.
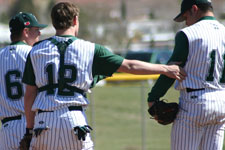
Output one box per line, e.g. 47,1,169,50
5,70,23,100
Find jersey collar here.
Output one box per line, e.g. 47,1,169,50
57,35,77,38
198,16,216,22
55,35,77,41
10,41,28,45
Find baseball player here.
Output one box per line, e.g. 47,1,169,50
0,12,47,150
148,0,225,150
21,2,186,150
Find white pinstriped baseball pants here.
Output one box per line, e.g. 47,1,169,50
30,107,94,150
0,115,26,150
171,89,225,150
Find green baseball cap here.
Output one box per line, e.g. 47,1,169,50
9,12,47,33
174,0,212,22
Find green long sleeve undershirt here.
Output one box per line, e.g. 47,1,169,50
147,31,189,102
147,16,217,102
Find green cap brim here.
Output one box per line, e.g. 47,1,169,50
35,24,48,29
173,12,185,22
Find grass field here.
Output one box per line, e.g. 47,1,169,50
86,81,225,150
86,81,178,150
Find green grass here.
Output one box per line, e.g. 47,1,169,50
86,81,225,150
86,82,179,150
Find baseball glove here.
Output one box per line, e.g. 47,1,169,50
148,100,179,125
19,128,33,150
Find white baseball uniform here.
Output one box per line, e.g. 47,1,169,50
23,33,124,150
30,36,95,150
26,36,94,150
0,42,31,150
172,18,225,150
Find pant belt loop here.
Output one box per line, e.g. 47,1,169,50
1,115,22,124
186,88,205,93
68,106,83,111
38,110,54,114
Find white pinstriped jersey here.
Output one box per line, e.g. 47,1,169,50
0,43,31,119
29,36,95,111
175,19,225,90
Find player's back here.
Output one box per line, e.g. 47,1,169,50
175,19,225,90
29,36,95,111
0,43,31,118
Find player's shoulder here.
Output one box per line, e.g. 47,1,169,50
75,38,108,53
216,21,225,30
74,37,95,45
181,22,203,36
29,38,53,56
0,46,8,55
71,37,96,51
0,44,31,54
33,37,52,47
31,37,54,53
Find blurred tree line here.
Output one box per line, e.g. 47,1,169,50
0,0,128,52
2,0,224,52
1,0,39,23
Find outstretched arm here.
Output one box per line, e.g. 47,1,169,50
117,59,186,81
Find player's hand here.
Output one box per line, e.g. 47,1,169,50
19,128,33,150
148,101,163,123
164,64,186,81
148,101,154,108
148,101,161,122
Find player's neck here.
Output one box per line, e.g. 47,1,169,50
55,27,76,37
198,11,214,20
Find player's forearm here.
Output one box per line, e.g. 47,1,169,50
24,85,38,128
118,59,167,74
147,75,175,102
25,111,35,129
117,59,186,81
